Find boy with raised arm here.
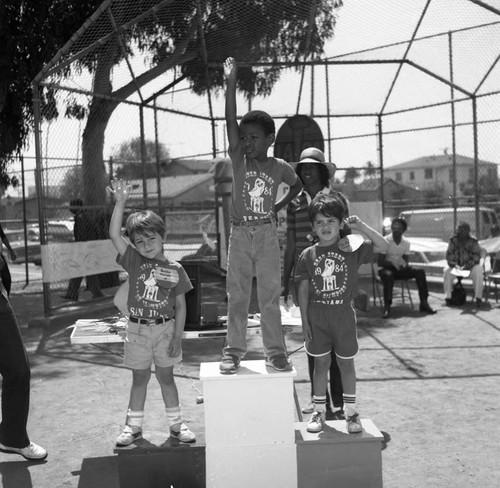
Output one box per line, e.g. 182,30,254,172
219,57,303,374
109,179,195,446
295,193,388,433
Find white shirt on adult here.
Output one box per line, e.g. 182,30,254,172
384,232,410,270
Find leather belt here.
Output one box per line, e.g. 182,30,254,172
231,218,273,227
129,316,174,326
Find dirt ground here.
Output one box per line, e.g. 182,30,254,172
1,278,500,488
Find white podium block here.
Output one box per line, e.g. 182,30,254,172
205,444,297,488
200,360,297,447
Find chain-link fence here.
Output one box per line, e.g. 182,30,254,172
7,0,498,312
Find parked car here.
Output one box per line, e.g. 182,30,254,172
5,221,74,265
400,207,498,241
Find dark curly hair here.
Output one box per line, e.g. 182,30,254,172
240,110,275,135
308,193,346,223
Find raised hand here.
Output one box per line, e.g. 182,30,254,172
108,179,132,203
224,57,237,80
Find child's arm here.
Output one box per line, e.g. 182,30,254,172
108,179,130,257
297,279,312,341
224,57,241,155
275,177,303,214
346,215,389,254
168,293,186,358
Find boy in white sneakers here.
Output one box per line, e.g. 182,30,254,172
295,194,388,433
109,179,195,446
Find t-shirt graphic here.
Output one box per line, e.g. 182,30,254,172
312,251,348,303
295,241,373,307
243,171,275,216
136,263,179,307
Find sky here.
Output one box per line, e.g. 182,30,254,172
7,0,500,196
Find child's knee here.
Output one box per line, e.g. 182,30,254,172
132,368,151,385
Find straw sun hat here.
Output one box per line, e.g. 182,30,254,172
295,147,336,178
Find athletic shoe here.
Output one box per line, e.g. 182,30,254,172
170,423,196,443
306,410,325,433
0,441,47,460
346,412,362,433
219,355,240,374
115,425,142,447
266,355,293,372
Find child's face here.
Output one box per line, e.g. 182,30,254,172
312,213,343,246
239,123,274,162
133,231,165,260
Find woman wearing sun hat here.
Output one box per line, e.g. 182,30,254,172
282,147,347,419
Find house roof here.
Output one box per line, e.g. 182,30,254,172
129,174,213,199
387,154,498,170
171,159,214,173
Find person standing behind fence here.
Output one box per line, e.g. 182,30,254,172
60,198,103,301
0,221,17,296
219,57,303,375
108,179,196,447
281,147,345,419
0,255,47,461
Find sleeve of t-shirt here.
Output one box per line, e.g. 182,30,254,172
294,247,312,282
118,245,137,273
175,263,194,295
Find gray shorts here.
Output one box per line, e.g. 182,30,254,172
304,303,359,359
124,319,181,370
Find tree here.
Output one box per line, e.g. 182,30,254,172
112,137,170,180
344,167,360,183
363,161,377,179
2,1,342,207
0,1,103,180
59,166,83,201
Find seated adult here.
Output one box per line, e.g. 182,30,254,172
443,221,484,307
378,217,436,318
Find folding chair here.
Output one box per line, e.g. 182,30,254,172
371,260,414,309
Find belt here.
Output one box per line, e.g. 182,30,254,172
231,218,273,227
129,316,174,326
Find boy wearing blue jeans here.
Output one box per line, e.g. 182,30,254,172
219,57,303,374
109,179,196,446
295,194,388,433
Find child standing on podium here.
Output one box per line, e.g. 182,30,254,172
295,194,388,433
109,179,196,447
219,56,303,374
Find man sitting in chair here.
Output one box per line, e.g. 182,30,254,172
378,217,436,318
444,221,484,307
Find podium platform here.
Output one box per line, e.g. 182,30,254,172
201,360,298,488
295,419,384,488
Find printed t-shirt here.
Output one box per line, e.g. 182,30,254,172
119,245,193,319
229,150,297,221
295,240,373,307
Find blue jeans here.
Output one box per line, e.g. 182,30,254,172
0,293,31,448
223,222,286,359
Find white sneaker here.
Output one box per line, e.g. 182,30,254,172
170,422,196,443
0,441,48,460
306,411,325,433
115,425,142,447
